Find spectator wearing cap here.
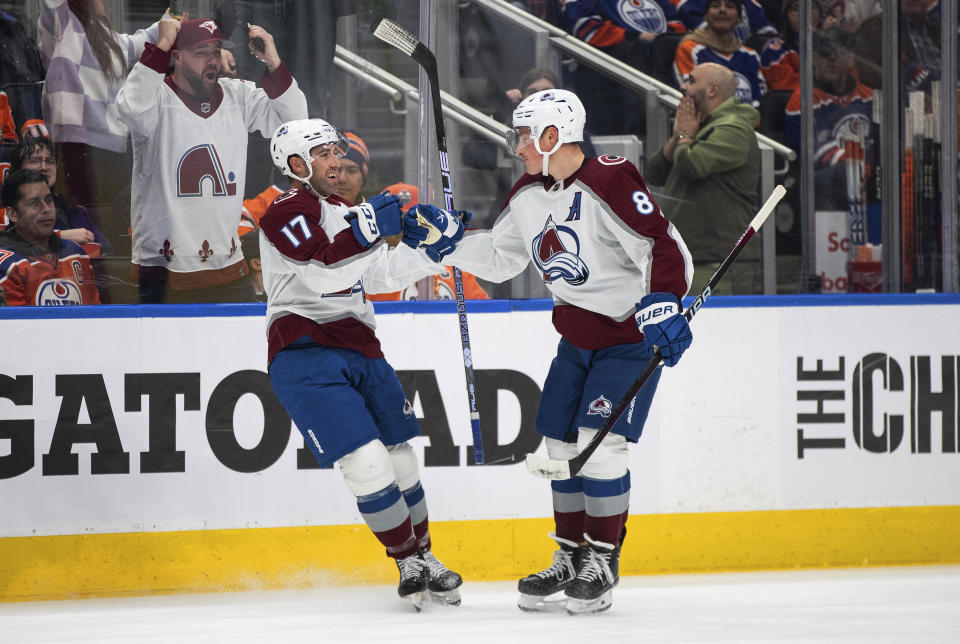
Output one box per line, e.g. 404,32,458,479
674,0,767,106
367,182,489,302
116,13,307,303
38,1,163,214
337,130,369,205
784,27,874,209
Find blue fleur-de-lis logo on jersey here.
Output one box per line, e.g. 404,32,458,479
531,215,589,286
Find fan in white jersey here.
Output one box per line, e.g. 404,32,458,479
259,118,468,609
445,89,695,615
116,14,307,303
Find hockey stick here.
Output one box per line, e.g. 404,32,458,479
526,185,788,480
371,17,485,464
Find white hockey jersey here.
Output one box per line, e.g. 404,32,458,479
259,188,440,363
116,43,307,288
446,155,693,350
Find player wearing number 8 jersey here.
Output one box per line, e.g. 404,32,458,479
441,89,694,614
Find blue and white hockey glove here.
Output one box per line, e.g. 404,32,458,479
346,192,403,247
635,293,692,367
408,204,467,262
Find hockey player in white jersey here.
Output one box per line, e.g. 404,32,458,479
435,89,695,614
258,118,466,609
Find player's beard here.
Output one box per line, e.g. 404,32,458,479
185,65,220,99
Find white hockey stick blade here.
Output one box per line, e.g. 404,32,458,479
371,18,418,55
524,453,571,480
749,184,787,232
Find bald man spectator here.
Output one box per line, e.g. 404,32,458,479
645,62,762,294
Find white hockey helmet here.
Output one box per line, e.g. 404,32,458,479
508,89,585,175
270,118,347,184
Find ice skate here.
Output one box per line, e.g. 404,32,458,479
517,533,587,612
396,553,427,611
420,549,463,606
564,533,621,615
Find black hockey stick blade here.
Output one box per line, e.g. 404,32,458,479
525,185,787,480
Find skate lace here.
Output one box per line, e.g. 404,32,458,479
421,550,452,578
535,549,574,580
577,548,613,584
397,555,425,582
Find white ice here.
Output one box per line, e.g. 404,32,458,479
2,566,958,643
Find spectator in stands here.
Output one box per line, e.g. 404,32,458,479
760,0,820,92
674,0,767,106
560,0,687,135
116,14,307,304
675,0,777,45
855,0,956,91
9,137,110,254
0,9,47,186
785,27,873,209
0,169,100,305
645,63,762,294
38,0,163,223
337,130,370,206
367,183,490,302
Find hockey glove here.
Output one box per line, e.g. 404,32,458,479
346,192,403,247
408,204,467,262
635,292,692,367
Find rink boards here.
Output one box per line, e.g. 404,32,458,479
1,295,959,601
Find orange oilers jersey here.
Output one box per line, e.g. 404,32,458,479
0,232,101,305
239,184,284,237
367,267,489,301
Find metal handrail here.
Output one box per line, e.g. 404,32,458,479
334,45,510,148
467,0,797,162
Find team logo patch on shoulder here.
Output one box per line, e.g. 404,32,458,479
587,395,613,417
273,189,298,204
531,215,589,286
402,399,415,418
36,279,82,306
597,155,626,165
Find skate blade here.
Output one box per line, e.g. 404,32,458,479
518,593,568,613
565,590,613,615
427,588,461,606
403,591,425,612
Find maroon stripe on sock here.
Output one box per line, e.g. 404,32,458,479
554,509,585,543
412,518,431,551
584,511,627,546
377,518,419,559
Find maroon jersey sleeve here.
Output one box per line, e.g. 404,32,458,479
580,156,690,299
259,189,369,264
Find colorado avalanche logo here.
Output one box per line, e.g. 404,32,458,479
587,395,613,418
36,279,83,306
198,20,218,34
402,399,415,419
531,215,590,286
618,0,667,34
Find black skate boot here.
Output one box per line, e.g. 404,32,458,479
396,553,427,611
564,532,622,615
421,549,463,606
517,533,588,612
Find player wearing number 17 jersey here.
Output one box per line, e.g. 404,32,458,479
441,89,694,615
258,119,465,610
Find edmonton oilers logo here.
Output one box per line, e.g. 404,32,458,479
36,279,83,306
619,0,667,34
531,215,589,286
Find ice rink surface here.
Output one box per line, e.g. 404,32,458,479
3,565,959,644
